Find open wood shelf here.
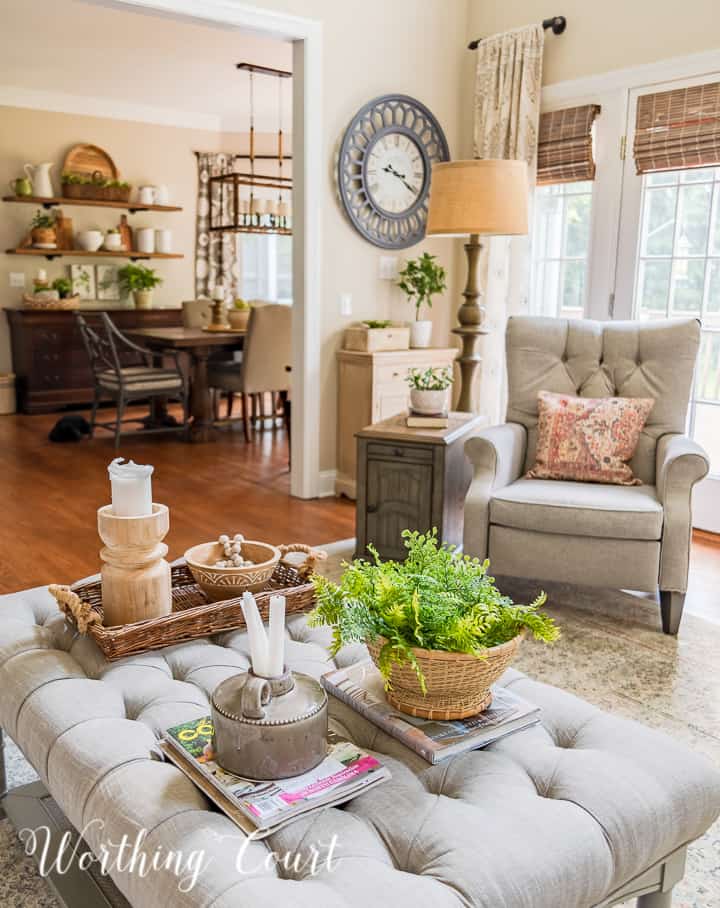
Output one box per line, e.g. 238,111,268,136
5,248,184,261
2,195,182,213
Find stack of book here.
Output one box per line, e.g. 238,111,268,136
322,660,540,764
162,717,390,837
406,410,449,429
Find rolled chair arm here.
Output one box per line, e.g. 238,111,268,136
656,433,710,593
463,422,527,560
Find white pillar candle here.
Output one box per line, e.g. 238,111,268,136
108,458,153,517
212,283,225,301
241,591,269,677
268,595,286,677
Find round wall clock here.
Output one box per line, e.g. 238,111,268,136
337,94,450,249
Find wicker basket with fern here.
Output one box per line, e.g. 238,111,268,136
310,529,559,721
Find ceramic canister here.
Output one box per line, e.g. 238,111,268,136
155,229,172,254
211,669,328,780
136,228,155,254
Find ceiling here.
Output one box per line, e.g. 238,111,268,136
0,0,293,132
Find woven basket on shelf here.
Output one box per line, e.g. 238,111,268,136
23,294,80,311
366,633,523,720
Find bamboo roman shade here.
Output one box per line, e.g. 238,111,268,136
537,104,601,185
634,81,720,174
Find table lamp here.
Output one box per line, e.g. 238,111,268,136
426,159,529,412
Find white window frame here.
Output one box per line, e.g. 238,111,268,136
540,50,720,531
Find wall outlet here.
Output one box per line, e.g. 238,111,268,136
9,272,26,288
378,256,398,280
339,292,352,317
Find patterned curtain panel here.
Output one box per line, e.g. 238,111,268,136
473,25,544,423
634,82,720,174
195,152,239,300
537,104,601,185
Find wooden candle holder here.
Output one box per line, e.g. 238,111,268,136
98,503,172,626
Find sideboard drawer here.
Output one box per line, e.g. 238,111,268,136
366,441,434,463
375,363,411,384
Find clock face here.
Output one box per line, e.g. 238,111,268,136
337,95,450,249
365,132,426,216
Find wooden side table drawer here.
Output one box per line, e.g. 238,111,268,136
366,441,434,463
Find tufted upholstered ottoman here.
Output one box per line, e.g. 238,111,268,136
1,583,719,908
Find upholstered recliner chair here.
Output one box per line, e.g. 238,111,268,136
464,316,709,635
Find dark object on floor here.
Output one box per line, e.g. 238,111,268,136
48,415,91,443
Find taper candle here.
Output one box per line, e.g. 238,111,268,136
241,591,269,677
268,595,286,677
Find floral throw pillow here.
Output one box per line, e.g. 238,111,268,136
526,391,655,486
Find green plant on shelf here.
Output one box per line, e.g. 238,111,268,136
309,529,558,692
362,320,392,329
61,172,131,189
397,252,447,321
30,209,57,230
405,365,453,391
51,277,73,299
117,264,162,296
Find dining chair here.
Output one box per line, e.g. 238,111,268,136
181,299,212,329
207,304,291,442
76,312,189,448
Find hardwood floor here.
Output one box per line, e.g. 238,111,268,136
0,405,355,593
0,406,717,624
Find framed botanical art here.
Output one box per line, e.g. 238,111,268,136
97,265,121,301
70,264,96,301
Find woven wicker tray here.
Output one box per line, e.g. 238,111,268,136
63,556,318,662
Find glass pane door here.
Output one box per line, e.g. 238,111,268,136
615,77,720,531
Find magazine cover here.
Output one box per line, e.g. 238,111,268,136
322,660,540,763
165,717,390,829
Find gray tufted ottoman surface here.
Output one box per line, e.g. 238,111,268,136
1,584,719,908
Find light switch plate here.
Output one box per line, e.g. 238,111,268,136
378,256,398,280
339,292,352,316
9,272,26,288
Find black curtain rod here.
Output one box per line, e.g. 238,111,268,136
468,15,566,50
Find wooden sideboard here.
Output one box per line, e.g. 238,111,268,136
335,346,457,499
5,307,183,413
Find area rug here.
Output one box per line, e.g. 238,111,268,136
2,539,719,907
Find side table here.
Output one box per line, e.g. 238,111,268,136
355,411,486,560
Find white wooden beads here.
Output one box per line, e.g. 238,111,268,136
214,533,255,569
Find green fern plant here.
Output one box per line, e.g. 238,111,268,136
309,529,559,691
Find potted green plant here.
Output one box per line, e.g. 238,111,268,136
228,298,252,330
406,365,453,416
397,252,447,348
29,209,57,248
310,529,558,719
118,264,163,309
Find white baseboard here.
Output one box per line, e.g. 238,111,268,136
317,470,337,498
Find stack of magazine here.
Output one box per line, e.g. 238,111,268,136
162,717,391,837
406,410,449,429
322,660,540,764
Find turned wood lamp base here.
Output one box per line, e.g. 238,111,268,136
97,503,172,627
453,233,488,413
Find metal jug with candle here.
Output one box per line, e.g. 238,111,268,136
211,591,328,779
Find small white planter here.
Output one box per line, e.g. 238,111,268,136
410,387,450,416
410,320,432,348
133,289,154,309
76,230,103,252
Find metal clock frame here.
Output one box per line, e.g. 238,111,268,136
337,94,450,250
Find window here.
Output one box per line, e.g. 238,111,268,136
237,234,292,304
530,180,593,318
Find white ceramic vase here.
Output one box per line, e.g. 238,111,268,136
76,230,104,252
410,320,433,348
136,228,155,254
410,387,450,416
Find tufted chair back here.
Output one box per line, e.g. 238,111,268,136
505,316,701,484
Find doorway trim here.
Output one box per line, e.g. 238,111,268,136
91,0,323,499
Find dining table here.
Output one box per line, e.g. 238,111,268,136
125,326,245,442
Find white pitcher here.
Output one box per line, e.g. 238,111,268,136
24,162,54,198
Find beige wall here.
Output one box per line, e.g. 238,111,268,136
466,0,720,87
0,107,284,369
236,0,468,472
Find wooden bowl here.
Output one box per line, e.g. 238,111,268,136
184,540,281,601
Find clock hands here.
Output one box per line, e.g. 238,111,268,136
383,163,418,195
